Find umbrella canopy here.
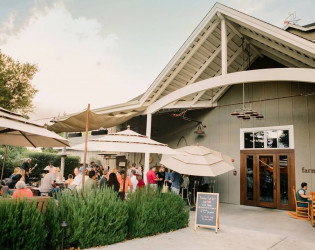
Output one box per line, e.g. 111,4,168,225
0,108,69,147
48,109,140,133
71,126,181,155
160,145,234,176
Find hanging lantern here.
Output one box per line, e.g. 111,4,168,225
231,111,240,116
245,110,254,115
243,115,251,120
256,114,264,119
194,124,205,135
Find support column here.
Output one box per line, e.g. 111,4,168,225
144,113,152,185
60,132,68,179
219,13,227,75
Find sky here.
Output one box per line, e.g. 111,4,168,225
0,0,314,120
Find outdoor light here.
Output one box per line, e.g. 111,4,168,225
61,221,68,250
231,111,240,116
194,124,205,135
256,114,264,119
237,114,245,119
245,110,255,115
243,115,251,120
250,112,259,116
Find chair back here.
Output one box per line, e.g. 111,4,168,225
293,188,297,208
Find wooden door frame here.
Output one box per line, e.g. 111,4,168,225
240,149,295,210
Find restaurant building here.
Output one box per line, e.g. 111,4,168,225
75,3,315,210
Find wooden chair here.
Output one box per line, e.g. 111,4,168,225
1,196,52,213
310,191,315,227
26,196,52,213
293,188,310,220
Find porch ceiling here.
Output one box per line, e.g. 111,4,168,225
140,3,315,111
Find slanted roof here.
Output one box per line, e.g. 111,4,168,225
83,3,315,115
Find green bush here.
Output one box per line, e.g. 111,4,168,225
127,188,189,238
47,188,128,249
26,152,80,179
0,199,46,250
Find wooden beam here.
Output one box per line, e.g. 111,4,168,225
226,21,263,58
250,40,309,68
239,27,315,68
147,68,315,114
148,20,221,104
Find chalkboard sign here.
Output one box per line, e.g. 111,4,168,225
194,192,219,233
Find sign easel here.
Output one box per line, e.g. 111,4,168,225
194,192,219,233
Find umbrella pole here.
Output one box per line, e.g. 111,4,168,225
81,104,90,195
0,145,8,181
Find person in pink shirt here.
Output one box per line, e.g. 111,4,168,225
146,166,160,189
12,181,33,199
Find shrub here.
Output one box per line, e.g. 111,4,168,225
26,152,80,179
48,188,128,249
127,188,189,238
0,199,46,250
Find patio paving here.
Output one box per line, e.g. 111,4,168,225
91,203,315,250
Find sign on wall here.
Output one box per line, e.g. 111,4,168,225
194,192,219,233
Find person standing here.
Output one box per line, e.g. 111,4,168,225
157,165,166,189
44,161,54,171
136,174,145,190
85,170,98,190
106,173,120,193
99,170,108,189
130,169,138,192
21,158,32,184
146,166,159,189
171,171,183,195
117,170,133,194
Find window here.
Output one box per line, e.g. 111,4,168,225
240,126,293,150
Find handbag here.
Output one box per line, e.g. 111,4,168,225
162,181,169,193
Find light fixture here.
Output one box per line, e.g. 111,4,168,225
250,112,259,116
194,124,205,135
245,110,255,115
256,114,264,119
231,111,240,116
243,115,251,120
237,114,245,119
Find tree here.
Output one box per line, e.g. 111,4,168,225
0,50,38,114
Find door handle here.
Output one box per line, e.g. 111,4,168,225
273,180,276,189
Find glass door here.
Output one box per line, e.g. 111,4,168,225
277,155,290,210
257,155,277,208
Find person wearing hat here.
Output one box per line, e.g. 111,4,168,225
44,161,55,171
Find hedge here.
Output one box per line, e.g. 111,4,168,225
0,188,189,249
0,199,46,250
26,152,80,179
127,188,189,238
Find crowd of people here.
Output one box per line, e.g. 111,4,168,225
0,158,216,201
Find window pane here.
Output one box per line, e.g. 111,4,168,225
279,155,289,205
259,156,274,202
267,130,278,148
246,155,254,200
278,130,289,148
255,131,264,148
244,132,253,148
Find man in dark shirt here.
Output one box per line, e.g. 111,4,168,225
21,158,32,184
157,165,166,189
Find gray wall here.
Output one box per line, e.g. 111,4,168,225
151,81,315,204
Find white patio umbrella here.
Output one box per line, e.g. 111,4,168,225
71,126,181,155
0,107,70,179
160,145,234,176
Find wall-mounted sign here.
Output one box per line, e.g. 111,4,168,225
194,192,219,233
302,167,315,173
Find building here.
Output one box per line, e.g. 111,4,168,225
69,3,315,210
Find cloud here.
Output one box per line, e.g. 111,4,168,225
0,2,134,119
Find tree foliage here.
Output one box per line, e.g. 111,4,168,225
0,50,38,114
